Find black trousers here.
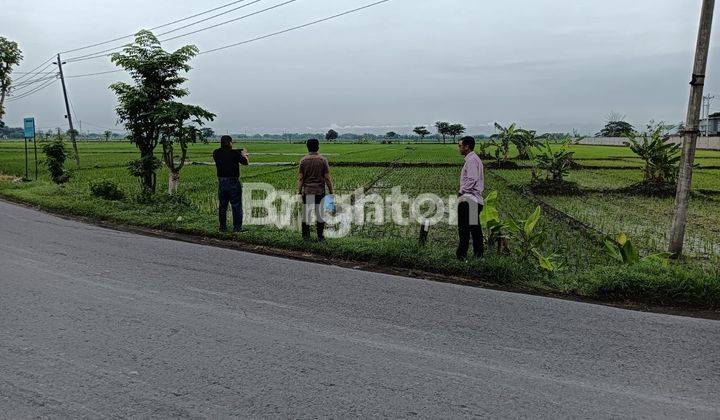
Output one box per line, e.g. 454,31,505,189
457,200,484,260
218,177,243,232
302,194,325,240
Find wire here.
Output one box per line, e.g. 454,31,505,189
155,0,263,38
65,69,124,79
43,0,391,84
67,95,80,130
66,0,296,63
6,78,58,102
199,0,391,55
12,60,55,84
11,74,58,89
160,0,286,42
60,0,256,54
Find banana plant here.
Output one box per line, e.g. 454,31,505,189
603,232,672,265
533,139,576,181
506,206,564,272
627,123,681,184
480,191,509,253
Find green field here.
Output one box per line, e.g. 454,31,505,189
1,139,719,308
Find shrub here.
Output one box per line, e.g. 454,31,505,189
90,180,125,201
42,138,70,184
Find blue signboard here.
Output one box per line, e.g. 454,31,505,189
23,117,35,138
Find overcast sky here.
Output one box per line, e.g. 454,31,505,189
4,0,719,135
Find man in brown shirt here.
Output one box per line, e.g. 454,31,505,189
297,138,334,241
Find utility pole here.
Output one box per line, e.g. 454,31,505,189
702,95,715,136
668,0,715,256
54,54,80,167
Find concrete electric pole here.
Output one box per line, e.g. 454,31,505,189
668,0,715,256
54,53,80,167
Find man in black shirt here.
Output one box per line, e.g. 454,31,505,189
213,135,249,232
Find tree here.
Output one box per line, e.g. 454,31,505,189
103,130,112,142
200,127,215,140
413,126,430,142
385,131,397,139
0,37,23,126
110,30,215,194
447,123,466,141
435,121,450,143
158,102,214,193
597,113,635,137
325,129,338,142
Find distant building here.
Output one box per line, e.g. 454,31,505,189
699,113,720,135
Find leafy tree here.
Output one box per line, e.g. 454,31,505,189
325,129,338,142
447,123,466,141
628,122,681,184
597,113,635,137
200,127,215,140
413,126,430,142
385,131,397,139
103,130,112,142
157,102,214,193
110,30,215,194
435,121,450,143
0,37,23,126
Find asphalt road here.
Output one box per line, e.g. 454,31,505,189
1,200,718,419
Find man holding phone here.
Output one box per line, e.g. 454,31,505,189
213,135,249,233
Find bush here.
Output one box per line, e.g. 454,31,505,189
132,189,193,208
42,139,70,184
90,180,125,201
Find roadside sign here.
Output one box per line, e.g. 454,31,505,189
22,117,37,180
24,117,35,139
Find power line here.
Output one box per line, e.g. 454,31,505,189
66,0,296,63
155,0,263,38
11,74,59,89
6,78,58,102
65,69,124,79
12,59,55,84
161,0,287,42
18,0,391,89
199,0,392,55
59,0,256,54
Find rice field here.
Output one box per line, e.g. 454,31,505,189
1,139,719,304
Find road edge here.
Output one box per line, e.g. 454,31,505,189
1,195,718,320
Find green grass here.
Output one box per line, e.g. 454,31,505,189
1,139,719,308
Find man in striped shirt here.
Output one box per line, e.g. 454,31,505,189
457,136,485,260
